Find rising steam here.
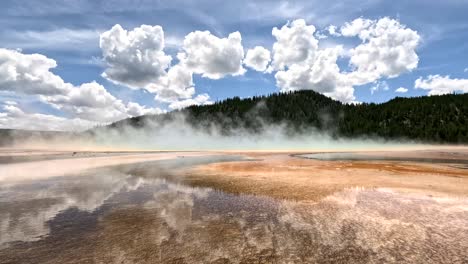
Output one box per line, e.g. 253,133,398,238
3,109,422,151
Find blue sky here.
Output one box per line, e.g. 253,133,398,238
0,0,467,130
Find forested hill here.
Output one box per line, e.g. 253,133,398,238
110,91,468,144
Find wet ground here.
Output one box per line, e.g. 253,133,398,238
1,154,468,263
0,149,172,164
298,152,468,165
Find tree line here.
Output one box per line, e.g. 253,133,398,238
110,90,468,144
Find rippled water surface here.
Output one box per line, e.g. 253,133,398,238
1,155,467,263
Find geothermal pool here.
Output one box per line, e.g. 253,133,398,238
0,153,468,263
298,152,468,164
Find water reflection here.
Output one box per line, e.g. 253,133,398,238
0,155,242,247
0,156,467,263
298,152,468,164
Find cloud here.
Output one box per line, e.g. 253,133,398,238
99,24,237,109
0,48,71,95
415,75,468,95
267,17,421,103
147,64,195,103
270,19,318,71
168,93,212,110
315,31,328,39
179,31,245,79
340,17,374,37
1,16,426,130
275,45,355,102
0,103,95,131
270,20,355,102
370,81,389,95
42,82,154,123
126,102,165,116
395,87,408,93
46,82,122,109
100,24,172,89
244,46,271,72
96,18,421,107
327,25,341,37
345,17,420,85
0,29,100,51
0,48,162,129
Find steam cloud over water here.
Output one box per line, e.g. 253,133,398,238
89,113,426,150
3,111,422,151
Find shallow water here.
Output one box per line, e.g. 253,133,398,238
0,155,467,263
298,152,468,164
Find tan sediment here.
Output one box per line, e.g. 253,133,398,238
185,149,468,201
2,147,468,200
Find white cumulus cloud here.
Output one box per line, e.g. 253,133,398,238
0,48,71,95
415,75,468,95
0,103,95,131
340,17,374,37
267,17,420,103
126,102,165,116
99,25,235,108
179,31,245,79
345,17,420,85
244,46,271,72
395,87,408,93
0,48,162,129
168,94,212,110
275,46,355,102
270,19,318,71
327,25,341,37
147,63,195,103
100,24,172,89
270,20,355,102
42,82,147,123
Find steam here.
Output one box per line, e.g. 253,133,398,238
88,106,427,150
3,108,423,151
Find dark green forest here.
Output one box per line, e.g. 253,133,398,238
110,91,468,144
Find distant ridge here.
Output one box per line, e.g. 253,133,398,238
110,91,468,144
